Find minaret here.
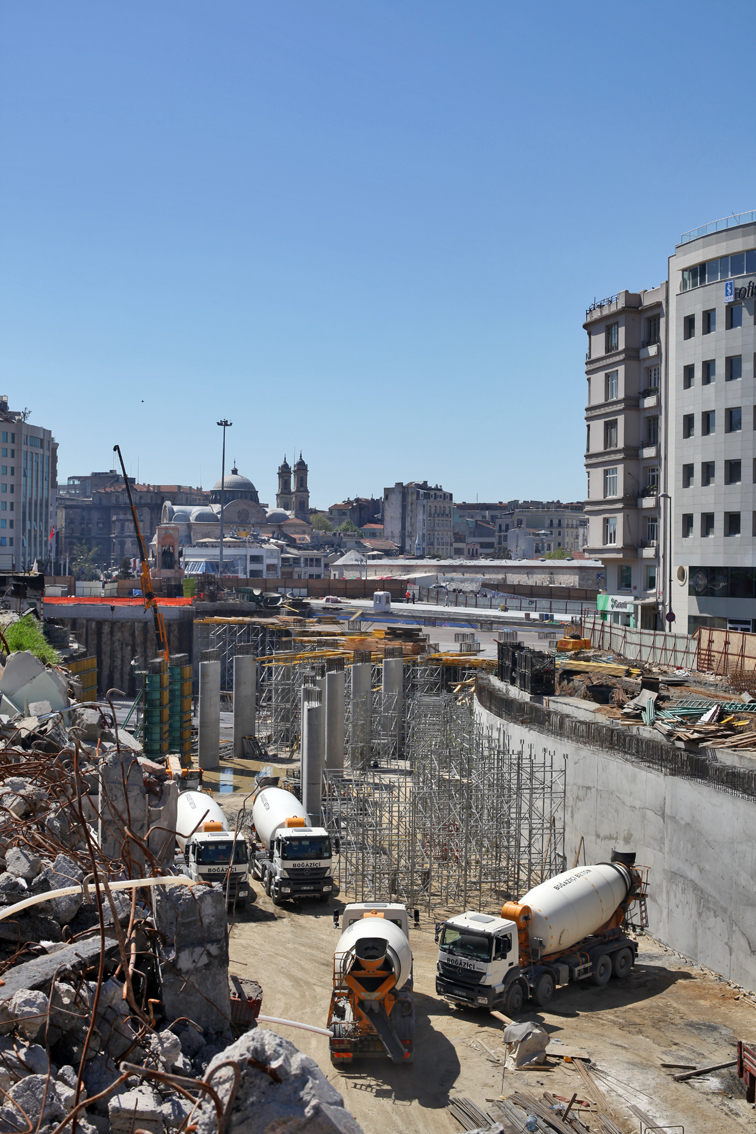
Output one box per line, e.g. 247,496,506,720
276,456,293,511
293,452,310,517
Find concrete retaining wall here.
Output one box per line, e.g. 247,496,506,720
475,678,756,989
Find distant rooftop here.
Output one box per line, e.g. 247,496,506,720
678,209,756,246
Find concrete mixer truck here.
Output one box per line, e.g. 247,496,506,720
435,852,648,1016
328,902,414,1066
249,786,335,905
175,790,252,907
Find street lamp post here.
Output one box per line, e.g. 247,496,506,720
217,419,232,582
658,492,673,631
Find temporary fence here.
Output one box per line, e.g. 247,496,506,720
414,584,594,618
581,614,699,670
697,625,756,677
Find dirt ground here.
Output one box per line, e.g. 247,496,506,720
222,856,756,1134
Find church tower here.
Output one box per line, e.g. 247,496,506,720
293,453,310,517
276,456,293,511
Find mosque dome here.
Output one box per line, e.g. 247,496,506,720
266,508,290,523
210,465,260,505
191,507,219,524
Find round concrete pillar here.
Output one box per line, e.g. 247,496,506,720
325,667,345,771
198,659,221,770
302,687,324,822
233,649,256,759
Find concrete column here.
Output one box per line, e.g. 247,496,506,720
152,882,231,1031
301,686,324,823
382,654,404,762
233,646,256,759
325,659,345,771
99,750,148,869
198,652,221,770
349,658,372,771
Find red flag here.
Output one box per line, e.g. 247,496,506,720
48,526,55,541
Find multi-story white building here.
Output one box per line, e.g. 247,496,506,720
668,213,756,634
383,481,453,556
584,209,756,633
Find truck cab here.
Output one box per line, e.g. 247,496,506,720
183,829,251,906
251,824,334,904
436,912,523,1015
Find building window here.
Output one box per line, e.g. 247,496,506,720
619,565,632,589
726,460,742,485
727,305,743,330
684,314,695,339
683,414,695,438
645,314,660,345
701,513,715,537
682,514,694,538
604,419,618,449
682,463,694,488
703,359,715,385
683,365,695,389
603,516,617,545
726,407,742,433
605,323,618,353
605,370,618,400
726,355,742,381
703,309,716,334
702,410,715,436
603,467,618,497
645,565,657,590
646,416,659,445
726,512,741,537
586,331,591,360
702,461,715,487
586,472,590,499
646,365,660,390
586,424,590,453
646,517,658,544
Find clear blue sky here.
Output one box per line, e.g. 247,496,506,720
3,2,755,509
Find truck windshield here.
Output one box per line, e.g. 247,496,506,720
282,837,331,860
195,841,247,865
440,927,492,962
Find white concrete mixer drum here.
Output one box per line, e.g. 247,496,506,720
521,863,633,956
335,915,413,996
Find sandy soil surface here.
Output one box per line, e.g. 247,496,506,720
220,826,756,1134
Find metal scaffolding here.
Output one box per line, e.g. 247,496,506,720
323,685,566,916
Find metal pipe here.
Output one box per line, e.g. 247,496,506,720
257,1015,333,1038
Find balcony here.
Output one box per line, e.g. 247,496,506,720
641,444,658,460
640,392,659,409
638,495,659,510
640,342,659,360
639,539,658,559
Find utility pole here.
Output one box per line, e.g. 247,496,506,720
658,492,673,632
217,419,232,581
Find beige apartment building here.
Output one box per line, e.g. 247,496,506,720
583,285,668,628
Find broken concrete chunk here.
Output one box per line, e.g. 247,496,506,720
5,1075,77,1128
0,873,27,896
0,652,46,700
109,1084,164,1134
70,707,102,741
27,700,52,717
82,1055,122,1114
6,989,49,1043
195,1029,364,1134
42,854,84,925
152,883,231,1032
4,848,41,883
148,1028,182,1070
160,1095,193,1131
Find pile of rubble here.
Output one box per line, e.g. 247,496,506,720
0,650,364,1134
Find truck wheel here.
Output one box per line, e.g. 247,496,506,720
503,981,524,1016
592,955,612,986
612,947,633,979
264,872,272,897
532,972,555,1008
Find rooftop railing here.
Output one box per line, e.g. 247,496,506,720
679,210,756,245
